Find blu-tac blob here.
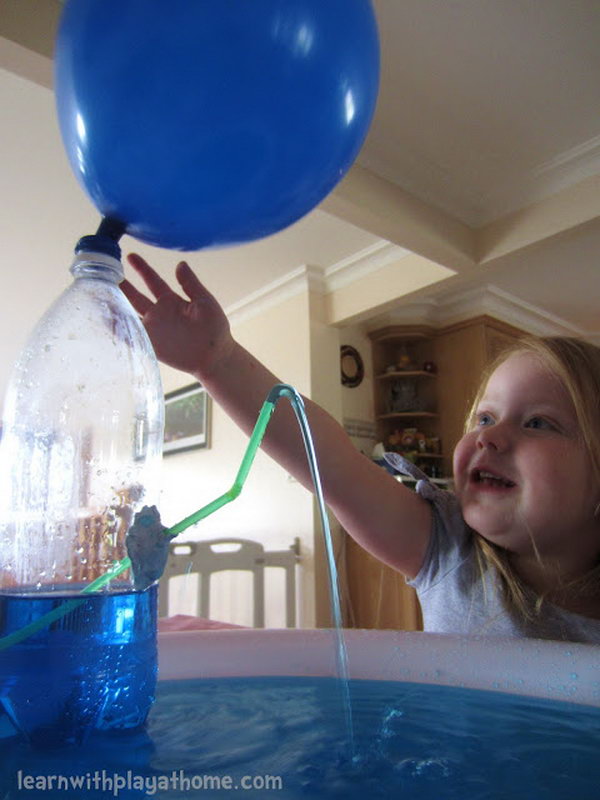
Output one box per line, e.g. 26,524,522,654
55,0,380,250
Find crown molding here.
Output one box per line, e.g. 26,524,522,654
369,284,593,340
324,241,409,290
226,264,325,326
227,240,406,325
361,133,600,229
434,284,586,336
227,245,600,345
478,135,600,226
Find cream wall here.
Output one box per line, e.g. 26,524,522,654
157,290,318,628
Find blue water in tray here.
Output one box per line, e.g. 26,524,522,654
1,676,599,799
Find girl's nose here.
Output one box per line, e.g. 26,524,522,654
476,422,510,452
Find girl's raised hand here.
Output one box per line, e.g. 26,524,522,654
121,254,234,378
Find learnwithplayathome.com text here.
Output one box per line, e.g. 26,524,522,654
16,770,284,795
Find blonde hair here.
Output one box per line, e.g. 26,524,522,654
464,336,600,620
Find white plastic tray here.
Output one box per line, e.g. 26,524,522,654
159,628,600,707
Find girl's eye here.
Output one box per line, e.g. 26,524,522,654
525,416,554,431
476,412,494,427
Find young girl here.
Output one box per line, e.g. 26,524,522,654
121,254,600,644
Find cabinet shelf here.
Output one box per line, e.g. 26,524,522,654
376,370,436,380
377,412,438,420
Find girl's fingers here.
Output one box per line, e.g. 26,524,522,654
120,279,154,316
175,261,213,302
127,253,173,300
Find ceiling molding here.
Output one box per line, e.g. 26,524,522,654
479,135,600,226
228,242,412,325
226,249,587,339
324,241,409,291
434,284,587,337
368,284,591,340
227,264,324,326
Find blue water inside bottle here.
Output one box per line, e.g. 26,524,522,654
0,583,157,749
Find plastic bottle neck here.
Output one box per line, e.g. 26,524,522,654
70,251,124,283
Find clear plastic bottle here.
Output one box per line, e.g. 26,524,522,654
0,233,164,747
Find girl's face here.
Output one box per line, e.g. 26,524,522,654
453,353,599,567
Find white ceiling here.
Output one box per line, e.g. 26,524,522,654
1,0,600,394
365,0,600,226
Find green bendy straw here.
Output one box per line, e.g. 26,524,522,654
0,386,281,651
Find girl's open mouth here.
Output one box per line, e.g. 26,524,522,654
471,469,516,489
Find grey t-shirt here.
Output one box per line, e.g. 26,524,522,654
384,453,600,645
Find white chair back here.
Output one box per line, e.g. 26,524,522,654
158,537,300,627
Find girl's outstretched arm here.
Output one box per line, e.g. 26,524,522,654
121,254,432,578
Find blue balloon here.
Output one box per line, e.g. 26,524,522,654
55,0,380,251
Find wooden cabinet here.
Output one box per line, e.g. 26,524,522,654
344,315,524,632
345,536,423,630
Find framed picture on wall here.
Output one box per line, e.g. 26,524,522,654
163,382,211,455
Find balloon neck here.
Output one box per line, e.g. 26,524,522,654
72,217,126,282
95,216,126,244
74,217,125,258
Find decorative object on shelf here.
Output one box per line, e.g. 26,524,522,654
401,428,425,452
386,427,443,461
164,382,211,455
426,436,441,454
340,345,365,388
388,379,419,412
423,360,437,374
387,429,402,450
396,345,415,371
